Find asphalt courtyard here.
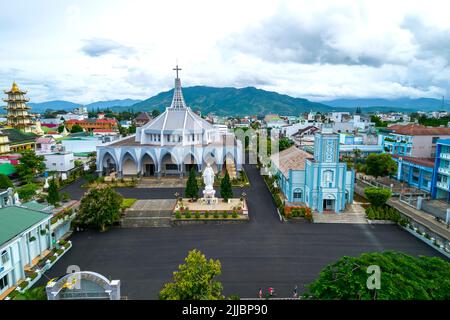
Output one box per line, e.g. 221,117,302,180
44,165,445,299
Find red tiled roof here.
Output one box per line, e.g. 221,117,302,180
392,154,435,168
41,123,58,128
93,129,115,133
389,123,450,136
135,112,151,121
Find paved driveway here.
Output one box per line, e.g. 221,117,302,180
45,165,446,299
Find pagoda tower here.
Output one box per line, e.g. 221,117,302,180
3,81,34,133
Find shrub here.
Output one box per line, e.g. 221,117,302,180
17,183,38,202
213,212,219,219
0,174,13,189
61,192,70,202
185,210,191,219
222,211,229,218
56,249,64,255
59,239,67,246
232,211,238,218
364,187,392,207
204,211,209,218
175,211,181,219
194,211,201,219
19,281,29,289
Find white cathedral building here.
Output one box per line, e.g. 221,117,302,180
96,66,243,178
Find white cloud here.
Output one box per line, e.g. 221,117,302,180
0,0,450,103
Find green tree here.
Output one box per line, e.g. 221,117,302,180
46,178,61,205
76,187,123,232
185,167,199,200
370,115,388,127
57,125,65,133
0,174,13,189
13,286,47,300
303,251,450,300
364,187,392,207
220,169,233,201
151,109,161,118
17,183,38,201
159,249,223,300
70,124,84,133
16,150,46,183
365,153,397,179
278,137,293,152
128,124,136,134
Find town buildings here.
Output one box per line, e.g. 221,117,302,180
65,113,118,133
0,129,36,153
432,139,450,203
380,124,450,194
0,203,52,298
381,123,450,158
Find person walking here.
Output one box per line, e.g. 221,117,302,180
258,288,263,299
293,285,298,298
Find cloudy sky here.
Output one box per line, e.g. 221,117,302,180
1,0,450,103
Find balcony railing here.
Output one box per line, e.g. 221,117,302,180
437,181,449,191
438,167,450,175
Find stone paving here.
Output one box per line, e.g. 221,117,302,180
136,177,187,188
312,202,368,224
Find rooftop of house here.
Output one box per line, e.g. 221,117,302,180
270,146,313,178
21,201,53,213
66,118,117,124
437,138,450,146
135,112,152,122
0,128,37,144
387,123,450,136
391,154,435,168
36,136,55,144
0,206,50,246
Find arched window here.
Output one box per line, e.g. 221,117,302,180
293,188,302,200
1,250,9,264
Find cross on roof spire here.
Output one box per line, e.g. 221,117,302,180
173,65,182,79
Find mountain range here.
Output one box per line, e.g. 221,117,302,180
28,99,142,113
20,86,450,116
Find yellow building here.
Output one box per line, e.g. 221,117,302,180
0,128,36,152
0,131,11,154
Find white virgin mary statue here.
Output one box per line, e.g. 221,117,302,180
202,164,215,195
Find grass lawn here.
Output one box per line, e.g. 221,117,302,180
121,198,137,209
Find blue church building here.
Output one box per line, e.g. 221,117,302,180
270,126,354,213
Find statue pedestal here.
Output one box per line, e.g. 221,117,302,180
202,188,218,205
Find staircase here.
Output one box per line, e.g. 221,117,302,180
121,200,176,227
225,161,237,179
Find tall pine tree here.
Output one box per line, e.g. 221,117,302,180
46,178,61,205
220,169,233,202
185,167,199,200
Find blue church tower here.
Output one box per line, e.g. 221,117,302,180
304,125,354,213
270,124,355,214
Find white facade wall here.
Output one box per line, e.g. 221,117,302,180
44,153,75,172
411,135,450,158
0,218,51,296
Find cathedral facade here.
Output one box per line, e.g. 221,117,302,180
96,67,243,178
